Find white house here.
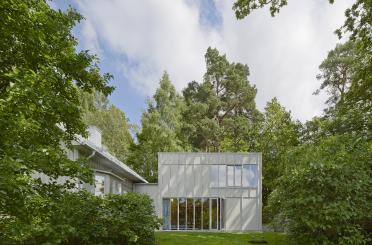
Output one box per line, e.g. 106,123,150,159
36,126,262,231
135,152,262,231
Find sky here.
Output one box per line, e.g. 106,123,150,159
53,0,353,125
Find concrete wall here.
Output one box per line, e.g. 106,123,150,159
136,153,262,231
133,183,161,216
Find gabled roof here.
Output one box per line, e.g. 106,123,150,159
76,136,148,183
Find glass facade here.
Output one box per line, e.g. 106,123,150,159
211,198,218,229
194,198,202,230
163,198,225,230
179,198,186,230
170,198,178,230
186,198,194,229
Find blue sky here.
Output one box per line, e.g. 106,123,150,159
52,0,352,126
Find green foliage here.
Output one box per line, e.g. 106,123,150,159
315,41,356,107
80,90,134,162
0,191,160,245
268,136,371,244
259,98,299,222
182,47,260,152
233,0,289,18
128,72,185,182
0,0,113,242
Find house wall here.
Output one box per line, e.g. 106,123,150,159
133,184,161,216
135,153,262,231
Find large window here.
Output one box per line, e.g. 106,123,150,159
235,165,242,186
210,165,218,187
243,164,258,187
211,164,258,188
219,165,226,187
211,198,218,229
186,198,193,229
162,199,170,230
94,174,105,196
179,198,186,230
227,165,234,186
163,198,225,231
202,198,209,230
194,198,202,230
170,198,178,230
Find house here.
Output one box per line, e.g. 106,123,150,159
32,125,148,195
37,126,262,231
135,153,262,231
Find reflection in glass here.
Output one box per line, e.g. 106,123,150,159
194,198,202,230
202,198,209,229
210,165,218,187
219,165,226,187
211,199,218,229
163,198,225,230
179,198,186,230
187,198,194,230
171,198,178,230
162,199,170,230
235,165,242,186
227,165,234,186
243,164,258,187
220,198,224,229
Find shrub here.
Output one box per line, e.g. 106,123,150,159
0,191,160,245
268,136,371,244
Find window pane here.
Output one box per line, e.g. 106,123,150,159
187,198,194,230
235,165,242,187
202,198,209,230
194,198,202,230
94,174,105,196
162,199,170,230
210,165,218,187
219,165,226,187
243,165,258,187
179,198,186,230
170,198,178,230
117,182,122,194
220,198,224,229
211,199,218,229
227,165,234,186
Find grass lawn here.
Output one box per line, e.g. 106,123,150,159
155,231,289,245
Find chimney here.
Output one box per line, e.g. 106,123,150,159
87,125,102,147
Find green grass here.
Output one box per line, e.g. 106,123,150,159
155,231,289,245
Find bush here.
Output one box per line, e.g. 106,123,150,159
0,191,160,245
268,136,371,244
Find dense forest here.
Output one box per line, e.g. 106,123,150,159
0,0,370,244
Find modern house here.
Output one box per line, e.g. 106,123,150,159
36,126,262,231
135,152,262,231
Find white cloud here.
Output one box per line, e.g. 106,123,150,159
76,0,353,122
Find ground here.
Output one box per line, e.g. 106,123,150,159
155,231,289,245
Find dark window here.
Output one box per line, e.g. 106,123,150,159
194,198,202,230
202,198,209,230
187,198,194,230
179,198,186,230
170,198,178,230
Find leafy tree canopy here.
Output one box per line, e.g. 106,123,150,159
0,0,113,236
182,47,260,152
80,90,133,163
127,72,185,182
